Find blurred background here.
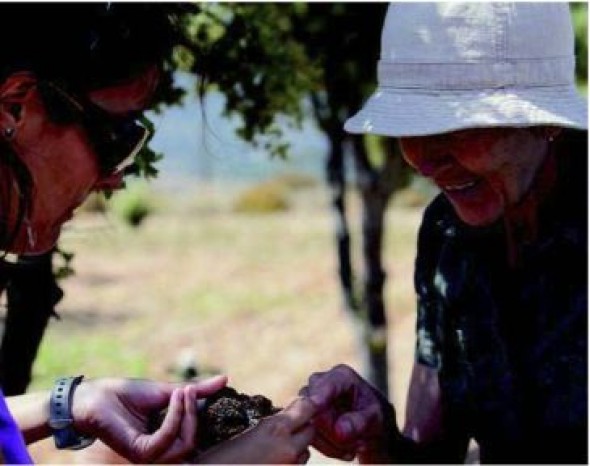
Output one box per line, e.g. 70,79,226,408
0,3,582,463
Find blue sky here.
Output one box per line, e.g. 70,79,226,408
147,73,329,186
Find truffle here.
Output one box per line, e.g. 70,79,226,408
148,386,280,452
196,386,280,450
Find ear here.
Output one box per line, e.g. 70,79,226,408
0,72,38,142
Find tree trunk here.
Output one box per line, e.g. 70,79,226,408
349,135,390,397
324,129,358,317
0,251,62,395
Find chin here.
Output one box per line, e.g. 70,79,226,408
454,206,502,227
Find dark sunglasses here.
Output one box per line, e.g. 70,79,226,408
39,81,150,176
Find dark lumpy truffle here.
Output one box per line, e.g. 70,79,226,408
196,387,280,450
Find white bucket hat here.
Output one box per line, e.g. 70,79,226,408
345,3,588,138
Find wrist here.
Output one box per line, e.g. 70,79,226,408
70,377,94,434
49,376,96,450
365,386,400,462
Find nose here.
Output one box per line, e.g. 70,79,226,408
415,152,455,177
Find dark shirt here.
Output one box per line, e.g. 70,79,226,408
413,131,588,463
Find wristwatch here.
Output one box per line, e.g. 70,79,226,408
48,375,96,450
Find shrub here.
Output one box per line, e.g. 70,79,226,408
109,183,155,227
271,172,318,190
233,181,290,213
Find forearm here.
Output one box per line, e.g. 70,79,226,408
6,391,52,444
360,389,467,464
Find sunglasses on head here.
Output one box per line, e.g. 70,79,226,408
39,81,150,177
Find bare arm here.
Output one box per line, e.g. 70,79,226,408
5,391,51,444
403,362,443,442
392,362,469,463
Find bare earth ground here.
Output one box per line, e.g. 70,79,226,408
23,183,427,463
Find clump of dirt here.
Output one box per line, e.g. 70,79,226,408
148,386,280,452
197,386,280,449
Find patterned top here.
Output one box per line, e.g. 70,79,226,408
413,132,587,463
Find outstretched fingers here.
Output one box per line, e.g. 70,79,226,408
136,387,185,461
153,386,202,463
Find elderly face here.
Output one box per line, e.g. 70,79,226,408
1,66,159,254
399,127,558,226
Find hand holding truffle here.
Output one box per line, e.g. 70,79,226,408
198,395,317,464
72,375,228,463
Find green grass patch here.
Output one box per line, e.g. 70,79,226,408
31,334,148,389
179,286,293,320
109,182,156,227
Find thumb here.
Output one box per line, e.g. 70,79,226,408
335,406,381,443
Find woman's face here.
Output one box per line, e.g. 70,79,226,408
2,66,159,254
399,127,555,226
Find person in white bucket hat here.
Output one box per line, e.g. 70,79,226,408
301,3,587,464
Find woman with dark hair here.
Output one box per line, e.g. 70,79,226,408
0,4,316,463
302,3,587,464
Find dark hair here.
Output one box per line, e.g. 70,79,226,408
0,3,184,90
0,141,33,253
0,3,185,251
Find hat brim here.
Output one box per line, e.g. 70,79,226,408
344,85,588,137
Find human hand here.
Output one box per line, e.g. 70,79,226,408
198,396,316,464
300,364,397,462
71,375,227,463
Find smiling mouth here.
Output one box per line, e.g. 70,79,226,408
442,180,478,192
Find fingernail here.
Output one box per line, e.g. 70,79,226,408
338,419,353,437
309,394,323,406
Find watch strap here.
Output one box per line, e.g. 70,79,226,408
49,376,95,450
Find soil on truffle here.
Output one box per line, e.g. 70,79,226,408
196,386,280,450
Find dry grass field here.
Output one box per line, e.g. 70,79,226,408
23,181,427,463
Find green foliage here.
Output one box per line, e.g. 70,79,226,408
233,181,290,214
173,3,321,158
571,2,588,91
53,247,75,280
124,116,164,180
109,183,155,227
32,334,148,389
365,134,386,168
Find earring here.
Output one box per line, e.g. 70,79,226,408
3,127,14,140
